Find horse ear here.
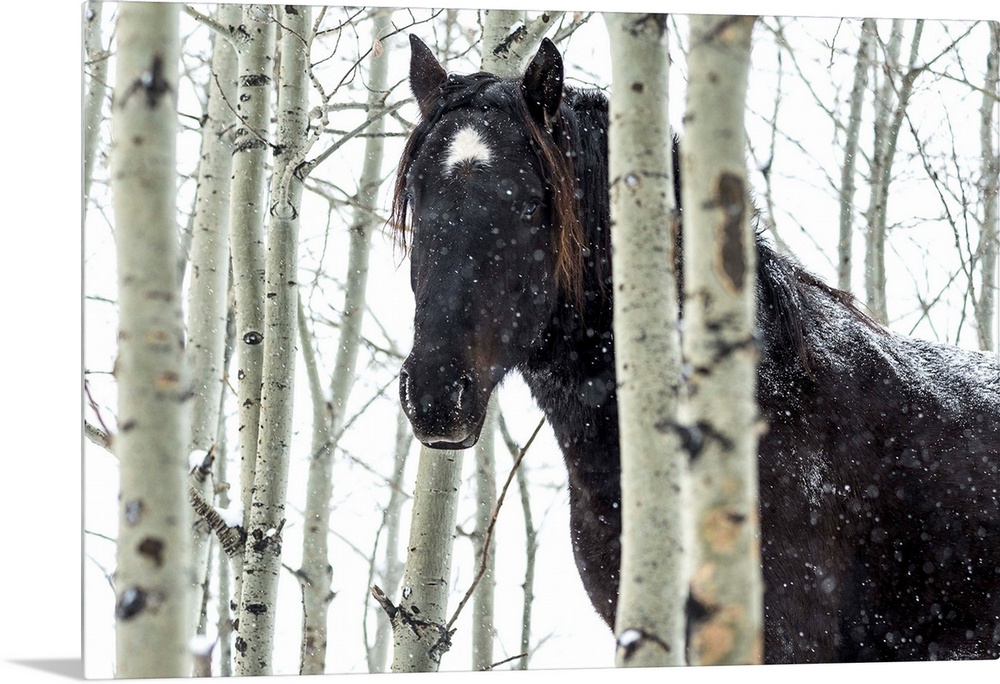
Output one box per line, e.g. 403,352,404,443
409,35,447,118
521,38,563,126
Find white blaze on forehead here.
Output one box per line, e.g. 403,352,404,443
443,125,493,172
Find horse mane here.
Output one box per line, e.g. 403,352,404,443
755,239,882,376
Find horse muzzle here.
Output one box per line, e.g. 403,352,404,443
399,361,487,450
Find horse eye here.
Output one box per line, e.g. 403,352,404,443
521,198,541,221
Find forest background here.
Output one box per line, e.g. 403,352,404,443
1,0,997,683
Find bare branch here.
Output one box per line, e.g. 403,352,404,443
446,417,545,630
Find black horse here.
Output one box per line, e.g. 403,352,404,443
390,35,1000,663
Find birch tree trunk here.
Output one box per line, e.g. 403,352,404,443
838,19,875,293
225,6,275,641
604,12,686,668
186,4,239,631
471,398,498,671
976,23,999,351
187,1,239,490
480,10,562,76
299,9,393,674
681,14,763,667
111,3,192,677
213,341,236,677
235,5,311,676
367,408,412,673
83,0,108,222
865,20,919,325
385,447,464,672
228,4,275,521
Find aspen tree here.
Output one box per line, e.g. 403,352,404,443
186,4,239,635
838,19,875,293
480,9,562,75
83,0,107,222
111,3,192,677
497,413,539,671
381,447,463,672
865,20,924,325
976,22,998,351
681,14,763,666
228,4,276,520
225,5,275,647
604,12,686,668
366,408,412,673
235,5,311,676
471,398,498,671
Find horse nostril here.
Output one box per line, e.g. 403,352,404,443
456,374,474,410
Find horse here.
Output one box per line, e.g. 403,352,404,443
389,34,1000,664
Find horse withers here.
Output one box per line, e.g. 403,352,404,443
390,34,1000,663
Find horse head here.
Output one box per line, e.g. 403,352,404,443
392,36,580,449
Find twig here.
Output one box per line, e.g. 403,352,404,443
490,652,530,670
300,98,411,177
85,420,113,453
188,485,245,559
446,417,546,630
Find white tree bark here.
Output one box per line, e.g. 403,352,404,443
838,19,875,293
681,14,763,666
299,9,394,674
384,447,464,672
604,12,686,668
186,4,240,631
228,4,276,520
235,5,311,676
865,20,922,325
111,3,192,678
471,397,498,671
367,407,413,673
187,2,239,482
976,22,999,351
83,0,108,222
480,10,562,76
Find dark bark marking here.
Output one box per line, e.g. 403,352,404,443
124,498,143,525
370,584,455,664
239,73,271,87
137,537,165,567
718,172,747,291
685,591,718,645
115,586,148,621
492,24,528,58
617,626,673,661
119,55,173,110
624,13,667,37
